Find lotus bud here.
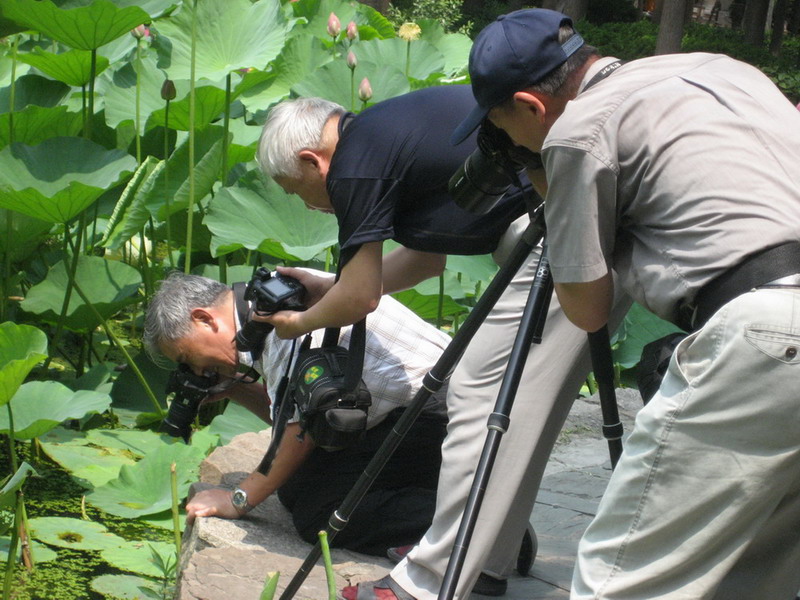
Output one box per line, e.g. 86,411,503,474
327,12,341,38
358,77,373,103
398,22,421,42
347,50,357,71
131,24,150,40
346,21,358,41
161,79,176,101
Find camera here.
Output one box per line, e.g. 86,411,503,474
448,120,542,214
162,363,219,442
235,268,307,355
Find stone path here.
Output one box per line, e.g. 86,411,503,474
176,389,644,600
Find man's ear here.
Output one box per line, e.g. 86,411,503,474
189,307,218,331
298,149,330,178
513,91,547,123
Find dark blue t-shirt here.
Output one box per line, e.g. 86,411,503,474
327,85,529,265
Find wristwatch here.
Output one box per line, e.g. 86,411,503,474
231,487,254,514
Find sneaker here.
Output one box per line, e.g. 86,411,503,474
472,573,507,597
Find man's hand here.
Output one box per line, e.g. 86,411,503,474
185,488,241,524
256,309,307,340
274,267,335,307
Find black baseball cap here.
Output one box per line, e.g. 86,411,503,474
451,8,584,145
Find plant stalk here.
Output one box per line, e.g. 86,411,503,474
184,0,199,273
170,462,181,555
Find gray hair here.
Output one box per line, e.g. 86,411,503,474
257,97,346,179
528,26,600,97
143,271,230,365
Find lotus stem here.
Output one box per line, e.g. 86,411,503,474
170,462,181,555
319,531,336,600
184,0,199,274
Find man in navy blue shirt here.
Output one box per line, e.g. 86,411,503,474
256,86,627,600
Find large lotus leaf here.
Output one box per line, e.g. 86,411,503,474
292,57,409,110
145,85,227,132
109,352,169,426
0,0,149,51
17,48,109,87
193,263,260,286
0,105,83,151
0,73,70,113
0,209,52,263
20,254,142,332
0,322,47,407
140,126,229,221
238,34,331,115
289,0,394,41
444,253,499,296
0,381,111,440
102,55,173,134
91,574,161,600
111,0,175,20
86,440,207,518
84,429,172,457
100,540,176,578
612,302,683,369
0,462,36,509
28,516,126,551
0,48,31,87
207,401,268,446
0,537,57,563
0,137,137,223
155,0,287,82
417,19,471,77
39,437,136,489
355,37,445,82
206,179,338,262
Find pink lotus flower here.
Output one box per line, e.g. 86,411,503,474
358,77,373,103
131,24,150,41
347,21,358,41
347,51,357,70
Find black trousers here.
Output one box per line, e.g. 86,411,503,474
277,408,447,556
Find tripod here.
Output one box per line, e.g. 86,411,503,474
278,204,622,600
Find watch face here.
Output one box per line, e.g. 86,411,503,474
232,489,247,509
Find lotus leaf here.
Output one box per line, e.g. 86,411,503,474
0,462,36,509
0,209,52,263
100,540,176,578
86,440,208,518
0,105,83,150
289,0,394,41
0,136,137,223
84,429,172,457
0,381,111,440
91,573,161,600
416,19,471,77
28,516,126,551
612,302,683,369
292,57,409,109
208,401,268,446
0,537,57,563
391,289,466,323
39,439,136,489
18,48,109,87
102,155,161,250
0,0,149,51
0,321,47,406
145,84,228,132
356,37,445,82
155,0,287,82
20,254,142,332
0,73,70,112
206,178,338,262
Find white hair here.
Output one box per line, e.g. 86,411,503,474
257,97,346,179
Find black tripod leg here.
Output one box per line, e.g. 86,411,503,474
438,245,553,600
587,327,623,468
277,213,547,600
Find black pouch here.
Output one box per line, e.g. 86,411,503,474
291,329,371,451
636,332,687,405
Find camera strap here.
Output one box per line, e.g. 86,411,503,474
232,281,266,366
582,60,624,93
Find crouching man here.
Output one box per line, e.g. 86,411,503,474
143,270,450,556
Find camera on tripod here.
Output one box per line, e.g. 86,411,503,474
448,120,542,214
234,267,307,354
162,363,219,442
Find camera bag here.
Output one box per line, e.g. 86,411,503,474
290,318,372,451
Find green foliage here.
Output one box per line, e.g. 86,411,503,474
586,0,640,24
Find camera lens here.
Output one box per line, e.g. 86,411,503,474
449,150,516,214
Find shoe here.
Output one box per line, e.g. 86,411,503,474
341,575,416,600
472,573,507,597
386,544,414,564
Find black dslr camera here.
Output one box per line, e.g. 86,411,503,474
449,120,543,214
162,363,219,442
234,268,307,355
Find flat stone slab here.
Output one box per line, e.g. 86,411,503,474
176,389,643,600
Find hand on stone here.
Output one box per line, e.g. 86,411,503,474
185,488,240,524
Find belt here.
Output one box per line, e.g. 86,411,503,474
678,241,800,332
